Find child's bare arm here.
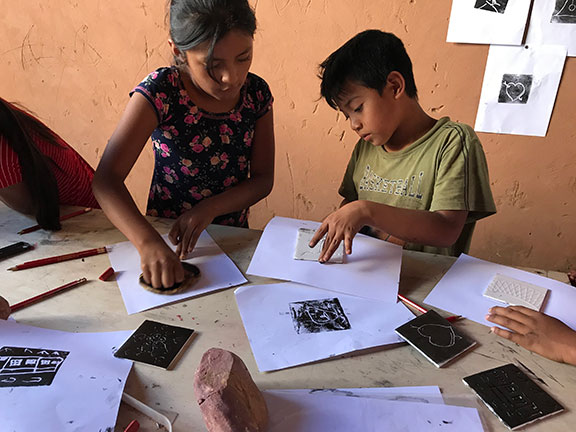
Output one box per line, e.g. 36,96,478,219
310,200,467,262
93,93,184,289
486,305,576,365
169,109,275,257
0,295,10,319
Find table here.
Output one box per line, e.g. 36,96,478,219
1,204,574,431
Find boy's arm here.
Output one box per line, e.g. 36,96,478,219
168,108,275,257
311,199,467,263
486,306,576,366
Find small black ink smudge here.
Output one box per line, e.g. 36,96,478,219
90,376,96,379
152,383,161,388
117,378,122,382
442,420,453,424
68,421,74,424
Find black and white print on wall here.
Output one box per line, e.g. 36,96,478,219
552,0,576,23
0,346,69,387
474,0,509,14
498,74,533,104
289,298,351,334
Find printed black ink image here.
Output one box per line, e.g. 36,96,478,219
474,0,509,14
114,320,195,369
463,364,564,430
0,346,69,387
551,0,576,23
395,310,476,368
289,298,351,334
498,74,533,104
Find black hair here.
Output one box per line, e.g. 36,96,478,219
319,30,418,109
0,98,62,230
169,0,256,81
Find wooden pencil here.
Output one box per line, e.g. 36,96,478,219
397,293,462,322
10,278,88,312
7,247,107,271
18,207,92,235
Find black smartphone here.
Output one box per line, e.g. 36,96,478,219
0,241,34,261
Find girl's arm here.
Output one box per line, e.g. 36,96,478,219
92,93,184,289
169,108,275,257
0,182,35,215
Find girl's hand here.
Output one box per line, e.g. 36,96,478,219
486,305,576,365
169,204,216,259
0,295,10,320
139,239,184,289
309,201,370,263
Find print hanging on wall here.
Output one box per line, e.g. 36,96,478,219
498,74,533,104
447,0,531,45
475,44,567,136
289,298,351,334
551,0,576,23
474,0,509,14
526,0,576,56
0,346,69,387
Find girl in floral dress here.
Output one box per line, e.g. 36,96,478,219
93,0,275,290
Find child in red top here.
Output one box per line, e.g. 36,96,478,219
0,97,98,230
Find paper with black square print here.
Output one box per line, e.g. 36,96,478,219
395,310,476,368
114,320,194,369
463,363,564,430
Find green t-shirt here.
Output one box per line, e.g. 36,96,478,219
339,117,496,256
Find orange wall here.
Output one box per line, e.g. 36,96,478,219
1,1,574,271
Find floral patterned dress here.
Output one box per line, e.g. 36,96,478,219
132,67,273,227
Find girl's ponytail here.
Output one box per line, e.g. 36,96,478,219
0,98,61,230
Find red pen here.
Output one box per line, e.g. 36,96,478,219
7,247,107,271
10,278,88,312
18,207,92,235
397,294,462,322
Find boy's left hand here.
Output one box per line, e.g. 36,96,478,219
486,305,576,365
169,204,216,259
310,201,369,263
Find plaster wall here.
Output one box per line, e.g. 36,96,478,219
1,0,574,271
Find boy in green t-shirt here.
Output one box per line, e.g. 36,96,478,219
310,30,496,261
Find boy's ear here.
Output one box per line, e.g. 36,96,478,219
387,71,406,99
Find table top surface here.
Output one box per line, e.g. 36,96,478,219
1,204,574,432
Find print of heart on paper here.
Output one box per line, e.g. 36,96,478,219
504,82,526,102
498,74,533,104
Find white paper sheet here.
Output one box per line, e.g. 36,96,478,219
0,320,132,432
447,0,531,45
474,44,567,137
526,0,576,56
235,282,414,372
246,217,402,303
424,254,576,330
107,232,247,314
263,391,484,432
267,386,444,405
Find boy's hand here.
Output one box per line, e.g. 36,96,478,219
486,305,576,365
169,204,216,259
0,295,10,320
310,201,370,263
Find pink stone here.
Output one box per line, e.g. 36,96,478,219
194,348,268,432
